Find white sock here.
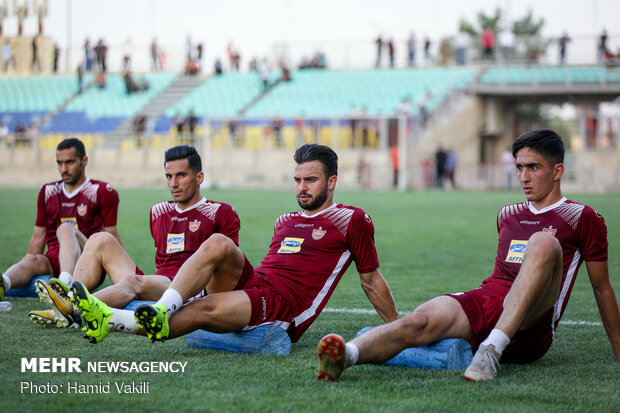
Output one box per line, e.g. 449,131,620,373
481,328,511,354
108,309,139,334
156,289,183,315
2,274,11,291
344,342,359,368
58,271,72,285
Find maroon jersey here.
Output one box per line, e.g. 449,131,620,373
487,197,608,328
150,198,240,280
35,178,119,255
255,203,379,342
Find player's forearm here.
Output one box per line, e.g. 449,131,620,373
26,229,46,254
362,275,398,322
105,226,122,246
593,288,620,361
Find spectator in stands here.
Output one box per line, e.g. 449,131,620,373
95,70,106,89
598,29,608,64
175,112,185,136
375,34,383,68
0,121,8,145
407,32,416,67
186,111,198,145
272,117,283,147
122,38,133,72
84,38,94,71
150,38,159,71
31,35,41,72
258,58,269,90
123,71,149,94
214,58,223,75
481,28,495,62
313,52,327,69
454,27,469,66
498,27,515,64
77,62,84,94
388,38,395,68
95,39,107,72
435,146,447,189
132,115,147,147
3,40,16,72
501,147,514,189
558,32,571,65
439,38,453,66
390,145,399,188
445,148,458,189
424,37,432,66
196,43,204,73
14,122,26,146
52,42,60,73
26,123,38,144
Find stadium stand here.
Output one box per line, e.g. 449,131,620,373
481,65,620,84
246,67,475,117
41,72,177,134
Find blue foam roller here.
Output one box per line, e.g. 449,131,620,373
5,275,51,297
186,325,291,356
356,326,472,370
122,300,154,311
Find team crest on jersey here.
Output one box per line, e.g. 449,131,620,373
542,226,557,236
312,227,326,240
505,240,528,263
60,217,78,228
77,203,87,216
166,233,185,253
189,219,201,232
278,237,304,254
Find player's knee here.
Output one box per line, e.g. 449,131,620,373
186,296,217,321
56,222,77,239
19,253,51,275
397,312,430,344
84,231,116,250
198,234,236,260
526,232,562,258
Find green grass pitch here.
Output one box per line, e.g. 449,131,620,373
1,187,619,412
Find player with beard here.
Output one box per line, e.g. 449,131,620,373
70,144,398,345
315,129,620,382
32,145,240,330
1,138,121,306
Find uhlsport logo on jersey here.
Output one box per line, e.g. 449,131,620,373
277,237,304,254
505,240,528,263
60,217,78,229
312,227,326,240
77,203,87,216
189,219,201,232
166,233,185,253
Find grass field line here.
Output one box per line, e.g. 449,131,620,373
322,308,603,326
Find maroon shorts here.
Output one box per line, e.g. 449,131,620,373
448,279,554,363
45,249,61,277
237,257,293,330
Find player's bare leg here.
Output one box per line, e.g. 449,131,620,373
56,222,87,276
318,296,472,381
3,254,53,289
465,231,563,381
93,273,171,309
134,234,247,341
168,233,247,300
164,290,252,339
72,232,137,290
